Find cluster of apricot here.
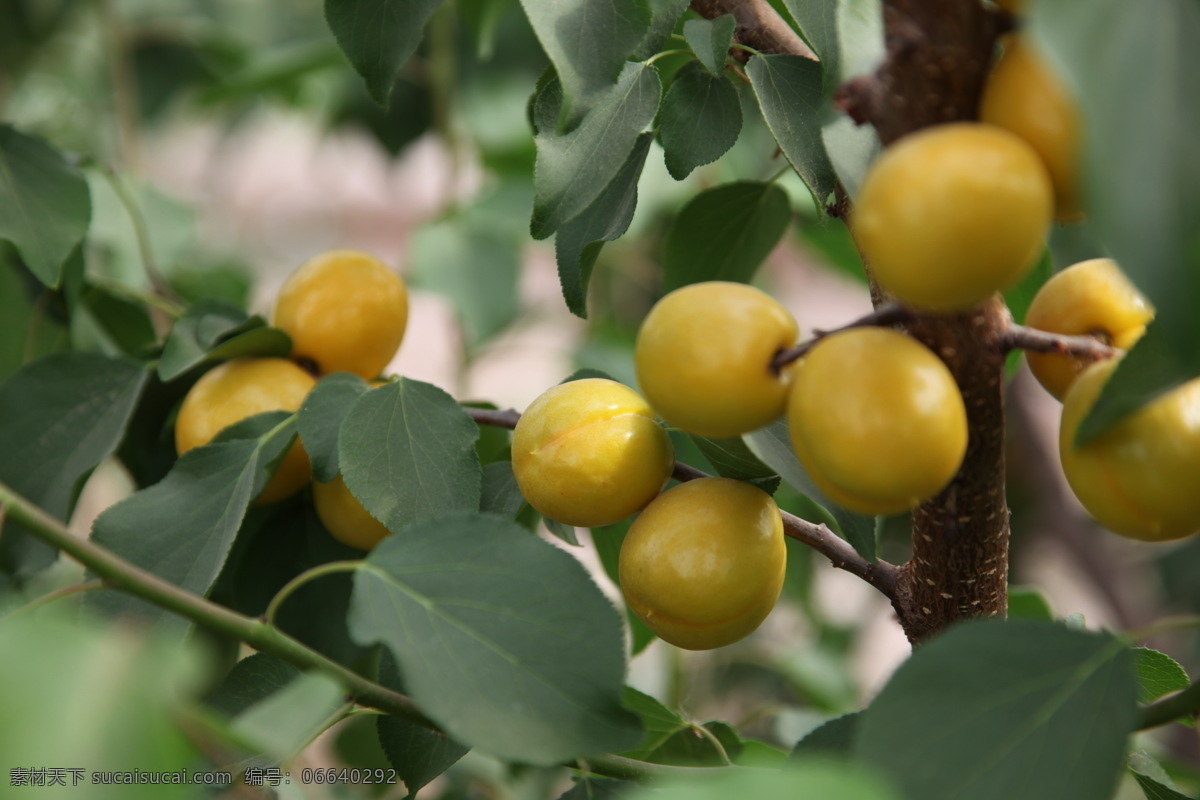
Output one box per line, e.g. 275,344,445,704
174,250,409,550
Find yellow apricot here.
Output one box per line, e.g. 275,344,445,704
619,478,786,650
313,475,392,551
272,250,409,379
512,378,674,528
175,358,315,504
635,281,798,438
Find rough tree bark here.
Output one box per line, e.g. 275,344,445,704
692,0,1011,645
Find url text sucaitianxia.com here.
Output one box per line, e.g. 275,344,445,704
9,768,233,787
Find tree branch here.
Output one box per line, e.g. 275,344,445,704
468,407,900,602
0,480,434,730
772,303,913,373
690,0,817,61
1000,324,1120,360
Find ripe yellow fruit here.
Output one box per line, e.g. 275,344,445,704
981,35,1083,222
512,378,674,528
175,358,315,504
313,475,392,551
619,478,786,650
853,123,1053,311
1024,259,1154,400
635,281,799,438
1060,359,1200,542
272,250,409,379
787,328,968,515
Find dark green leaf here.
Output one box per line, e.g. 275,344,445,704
543,517,580,546
0,354,147,580
822,113,879,199
1029,0,1200,441
620,686,686,759
632,0,690,61
297,372,369,483
324,0,443,105
75,286,158,358
683,15,735,76
650,720,743,767
745,420,876,562
480,461,525,518
158,303,291,382
349,512,641,764
411,215,520,349
625,758,903,800
531,63,661,239
1133,647,1190,705
1007,586,1054,621
790,712,859,758
205,653,303,717
555,133,653,318
518,0,651,122
0,125,91,288
1131,771,1194,800
658,62,742,180
782,0,838,83
855,619,1138,800
663,181,789,291
338,379,482,533
231,672,347,761
691,435,780,494
377,714,470,795
747,55,838,207
87,415,296,634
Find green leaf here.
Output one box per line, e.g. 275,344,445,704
543,516,581,546
1131,771,1194,800
75,285,158,358
298,372,370,483
683,15,735,76
745,420,876,562
1029,0,1200,441
625,758,903,800
782,0,838,81
411,214,520,349
620,686,686,759
650,721,743,767
855,619,1139,800
518,0,651,123
632,0,690,61
555,132,653,318
158,303,291,382
349,512,641,764
658,62,742,180
231,672,347,761
480,460,526,518
205,653,303,717
87,415,296,634
377,714,470,795
1007,586,1054,621
0,611,206,796
747,55,838,207
822,113,879,200
557,777,634,800
663,181,790,291
531,62,661,239
0,125,91,288
691,435,780,494
592,521,659,653
338,379,482,533
1133,647,1191,705
790,712,860,758
0,354,147,579
324,0,443,105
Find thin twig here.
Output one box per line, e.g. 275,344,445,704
772,302,914,373
471,407,900,602
690,0,817,61
1000,324,1121,360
